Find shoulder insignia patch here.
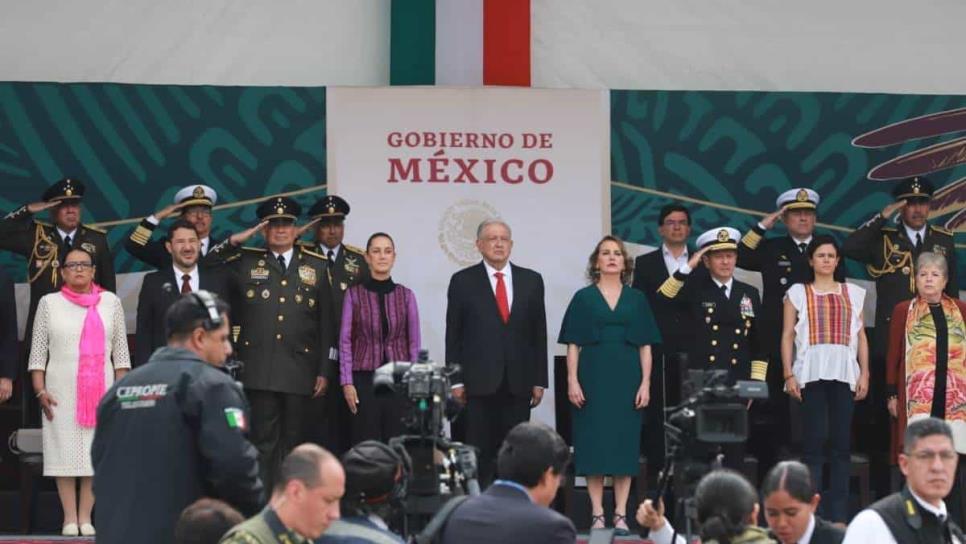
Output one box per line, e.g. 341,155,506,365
83,223,107,234
344,244,365,255
930,225,953,236
241,246,267,254
35,220,53,227
881,227,898,232
301,248,327,260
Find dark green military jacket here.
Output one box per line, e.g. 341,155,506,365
0,205,116,329
842,215,958,359
220,507,309,544
204,241,335,396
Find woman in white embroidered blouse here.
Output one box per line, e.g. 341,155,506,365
781,235,869,524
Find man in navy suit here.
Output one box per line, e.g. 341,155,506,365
440,422,576,544
445,219,548,484
134,220,226,366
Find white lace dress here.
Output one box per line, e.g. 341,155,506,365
28,291,130,476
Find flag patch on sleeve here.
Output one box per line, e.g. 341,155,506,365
224,407,247,430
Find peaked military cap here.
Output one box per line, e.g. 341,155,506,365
256,196,300,221
309,195,350,220
174,184,217,208
892,176,934,202
697,227,741,252
41,177,86,203
777,187,820,211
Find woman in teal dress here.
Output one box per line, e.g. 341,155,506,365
559,235,661,535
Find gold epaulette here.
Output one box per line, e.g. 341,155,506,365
740,229,762,249
882,226,898,232
657,276,684,298
930,225,953,236
344,244,365,255
83,223,107,234
35,220,53,227
241,246,266,253
750,360,768,381
296,239,314,248
301,248,327,260
129,225,153,246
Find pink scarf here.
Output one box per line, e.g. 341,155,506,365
60,283,105,428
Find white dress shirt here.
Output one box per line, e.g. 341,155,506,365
842,490,958,544
713,277,734,299
797,514,816,544
905,224,927,246
57,227,78,244
483,260,513,309
173,265,200,292
321,243,341,261
272,248,294,269
662,244,689,277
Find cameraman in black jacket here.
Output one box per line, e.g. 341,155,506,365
92,291,263,544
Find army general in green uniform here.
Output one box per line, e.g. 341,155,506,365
205,196,335,488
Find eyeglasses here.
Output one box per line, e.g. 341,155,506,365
662,220,689,227
62,262,93,271
909,450,958,463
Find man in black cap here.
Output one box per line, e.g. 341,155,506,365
204,196,335,488
126,184,225,268
302,194,369,454
843,176,958,493
316,440,406,543
0,178,116,328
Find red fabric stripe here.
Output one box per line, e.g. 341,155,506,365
483,0,531,86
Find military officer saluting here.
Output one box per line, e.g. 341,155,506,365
204,196,335,488
843,177,958,364
0,178,115,331
300,194,369,454
738,188,845,460
126,184,224,268
657,227,768,468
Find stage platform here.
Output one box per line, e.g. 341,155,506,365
0,535,657,543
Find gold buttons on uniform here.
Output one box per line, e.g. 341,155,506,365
731,358,737,365
709,355,716,362
278,315,284,322
280,297,286,303
735,328,741,334
732,343,739,350
712,325,719,331
281,279,288,286
276,333,283,340
711,340,717,346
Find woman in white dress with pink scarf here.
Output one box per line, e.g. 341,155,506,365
28,247,130,537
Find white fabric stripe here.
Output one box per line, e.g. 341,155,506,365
532,0,966,93
0,0,391,86
435,0,484,86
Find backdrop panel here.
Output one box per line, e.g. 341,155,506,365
328,87,609,423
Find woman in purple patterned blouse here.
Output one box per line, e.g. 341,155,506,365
340,232,421,445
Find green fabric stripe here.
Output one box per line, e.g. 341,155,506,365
390,0,435,85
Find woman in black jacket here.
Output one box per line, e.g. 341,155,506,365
762,461,844,544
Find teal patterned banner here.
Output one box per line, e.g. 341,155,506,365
0,82,326,279
610,90,966,284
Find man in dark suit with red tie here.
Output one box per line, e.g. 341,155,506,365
134,220,227,366
446,219,548,483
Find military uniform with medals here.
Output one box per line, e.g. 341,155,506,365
657,227,768,469
125,184,225,269
0,177,116,344
300,195,369,454
204,197,335,488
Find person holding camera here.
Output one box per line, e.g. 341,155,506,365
636,469,775,544
656,227,769,470
560,235,660,534
317,440,407,543
780,235,868,524
92,291,264,544
340,232,420,446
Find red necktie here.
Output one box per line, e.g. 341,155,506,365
494,272,510,324
181,274,192,294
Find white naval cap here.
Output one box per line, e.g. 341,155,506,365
696,227,741,252
173,184,217,207
776,188,819,211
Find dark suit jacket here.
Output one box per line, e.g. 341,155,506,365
632,246,704,354
134,267,228,366
445,262,548,397
809,516,846,544
0,268,17,381
440,484,576,544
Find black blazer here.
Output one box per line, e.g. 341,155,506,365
0,268,17,381
134,267,228,366
632,246,704,354
445,262,548,396
440,484,576,544
809,516,845,544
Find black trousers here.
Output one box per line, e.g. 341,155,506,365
247,389,306,489
801,380,854,523
304,380,352,457
466,381,531,485
349,371,406,447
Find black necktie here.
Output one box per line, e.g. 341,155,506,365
327,249,335,270
277,254,286,272
63,235,72,248
915,232,923,252
798,242,807,254
720,284,728,298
